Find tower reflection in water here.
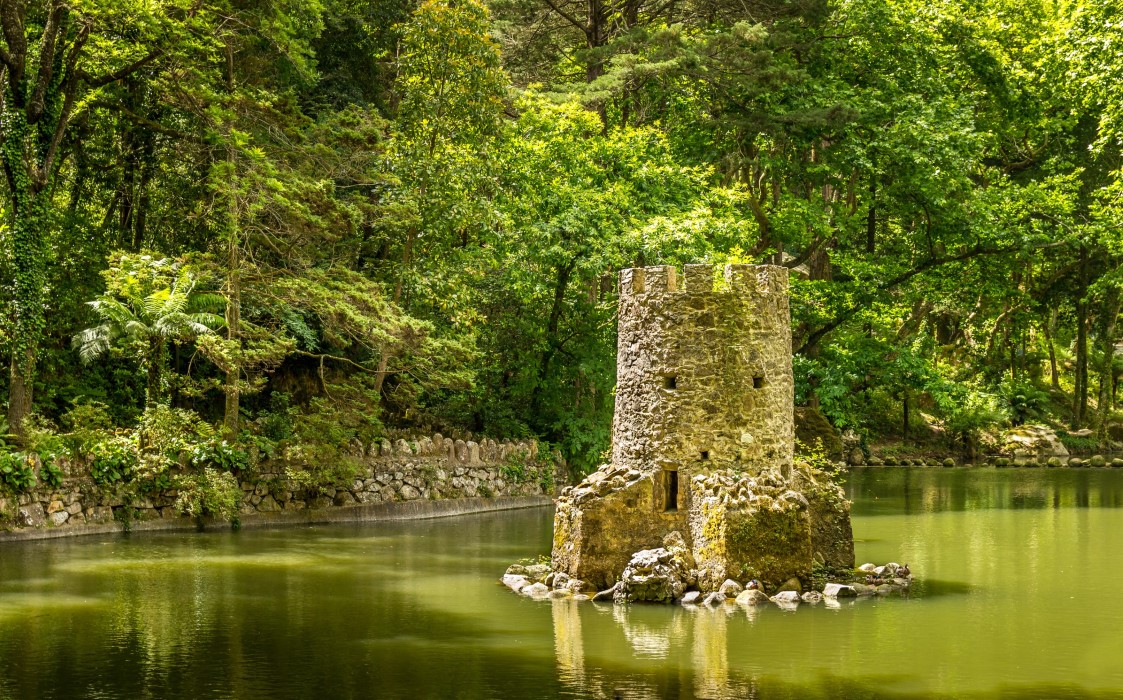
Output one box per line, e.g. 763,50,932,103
552,599,764,699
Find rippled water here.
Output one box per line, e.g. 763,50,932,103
3,468,1123,699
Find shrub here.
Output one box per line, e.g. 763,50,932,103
998,379,1051,425
40,459,64,489
1058,431,1099,453
0,452,36,492
174,468,242,522
189,439,250,472
61,401,115,454
90,433,138,485
500,458,529,483
283,458,362,495
258,392,296,442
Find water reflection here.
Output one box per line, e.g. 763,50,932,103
848,467,1123,516
5,472,1123,698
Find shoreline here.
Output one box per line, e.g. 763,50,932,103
0,495,554,543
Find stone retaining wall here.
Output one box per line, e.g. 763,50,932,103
0,435,561,539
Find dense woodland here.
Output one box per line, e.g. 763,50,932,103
1,0,1122,496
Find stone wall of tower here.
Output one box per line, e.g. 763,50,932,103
611,264,794,475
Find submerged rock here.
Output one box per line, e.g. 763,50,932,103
718,579,743,598
822,583,857,598
735,589,771,606
615,546,689,603
771,591,801,604
525,564,551,583
502,574,529,593
522,582,550,599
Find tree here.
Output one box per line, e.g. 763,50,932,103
72,253,225,409
0,0,179,437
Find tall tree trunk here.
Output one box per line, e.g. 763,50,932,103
1074,298,1089,427
1097,287,1121,435
866,176,876,255
4,183,48,441
902,389,910,441
530,255,580,414
1044,311,1060,390
221,49,241,439
224,228,242,438
585,0,607,123
7,352,35,437
1073,248,1090,427
373,229,415,396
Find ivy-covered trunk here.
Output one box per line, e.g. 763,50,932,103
4,162,49,439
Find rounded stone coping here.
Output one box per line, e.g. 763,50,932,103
0,496,554,543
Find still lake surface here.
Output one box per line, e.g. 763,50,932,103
2,467,1123,699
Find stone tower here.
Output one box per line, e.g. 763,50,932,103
612,264,794,482
551,264,854,594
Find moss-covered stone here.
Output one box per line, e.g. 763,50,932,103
795,407,844,462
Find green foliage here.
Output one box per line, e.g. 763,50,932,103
1057,431,1099,453
0,452,36,493
284,460,363,495
89,434,138,486
258,392,297,442
60,402,116,455
998,379,1052,426
499,458,529,483
73,252,225,409
21,416,71,474
3,0,1123,471
173,468,243,522
538,468,556,496
796,439,846,488
39,461,65,490
189,440,250,473
138,406,216,456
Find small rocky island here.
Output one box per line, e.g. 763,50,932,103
503,264,913,605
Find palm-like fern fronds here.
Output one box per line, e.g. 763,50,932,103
73,274,227,363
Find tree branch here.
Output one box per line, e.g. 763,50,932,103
27,1,67,124
37,23,90,188
0,0,26,102
795,245,1025,355
80,49,162,88
541,0,588,35
90,98,203,142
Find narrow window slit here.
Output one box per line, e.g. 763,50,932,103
663,376,678,390
663,470,679,512
753,375,765,389
700,450,710,461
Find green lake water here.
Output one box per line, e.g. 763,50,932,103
3,467,1123,699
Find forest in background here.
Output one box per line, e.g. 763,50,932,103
1,0,1122,497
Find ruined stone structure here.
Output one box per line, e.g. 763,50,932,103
551,264,854,594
